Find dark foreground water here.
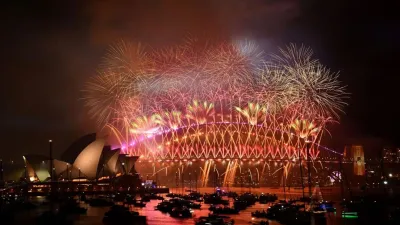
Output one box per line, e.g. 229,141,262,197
76,200,354,225
14,187,358,225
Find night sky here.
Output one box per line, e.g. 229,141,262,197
1,0,398,160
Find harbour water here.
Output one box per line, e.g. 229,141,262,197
12,187,358,225
75,200,354,225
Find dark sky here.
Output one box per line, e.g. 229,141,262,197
0,0,399,160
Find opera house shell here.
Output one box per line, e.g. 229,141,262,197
22,133,131,181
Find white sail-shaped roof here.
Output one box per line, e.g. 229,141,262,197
23,155,50,182
106,149,120,174
73,139,105,179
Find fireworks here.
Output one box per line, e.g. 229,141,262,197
84,38,348,181
272,44,347,119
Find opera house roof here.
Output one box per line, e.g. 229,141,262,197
22,133,125,181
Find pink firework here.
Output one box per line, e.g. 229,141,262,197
84,38,348,161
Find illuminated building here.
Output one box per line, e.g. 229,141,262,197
21,134,135,181
344,145,365,176
383,147,398,163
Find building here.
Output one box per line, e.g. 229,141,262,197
383,147,399,163
22,133,139,182
344,145,365,176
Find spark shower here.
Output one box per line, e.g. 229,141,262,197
84,37,347,186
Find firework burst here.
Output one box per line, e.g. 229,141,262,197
272,44,348,119
84,38,348,164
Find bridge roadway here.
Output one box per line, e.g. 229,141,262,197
1,181,169,196
135,159,350,163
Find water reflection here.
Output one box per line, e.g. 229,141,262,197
78,199,280,225
19,187,358,225
76,198,352,225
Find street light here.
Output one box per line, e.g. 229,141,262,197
49,139,53,182
389,173,393,177
189,172,192,191
195,170,198,191
305,140,312,198
383,180,388,185
66,163,69,181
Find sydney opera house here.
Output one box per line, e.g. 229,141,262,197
21,134,141,185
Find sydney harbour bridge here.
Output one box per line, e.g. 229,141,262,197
116,120,345,188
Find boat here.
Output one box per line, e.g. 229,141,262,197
237,193,257,206
182,192,203,201
320,201,336,212
133,200,146,207
155,198,201,212
251,210,268,218
126,197,146,207
265,201,325,225
187,201,201,209
311,204,327,213
169,206,193,218
209,206,239,215
233,200,247,210
258,193,277,204
195,214,234,225
166,193,181,198
155,201,172,212
265,202,296,220
169,198,201,209
196,197,204,202
204,194,229,205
